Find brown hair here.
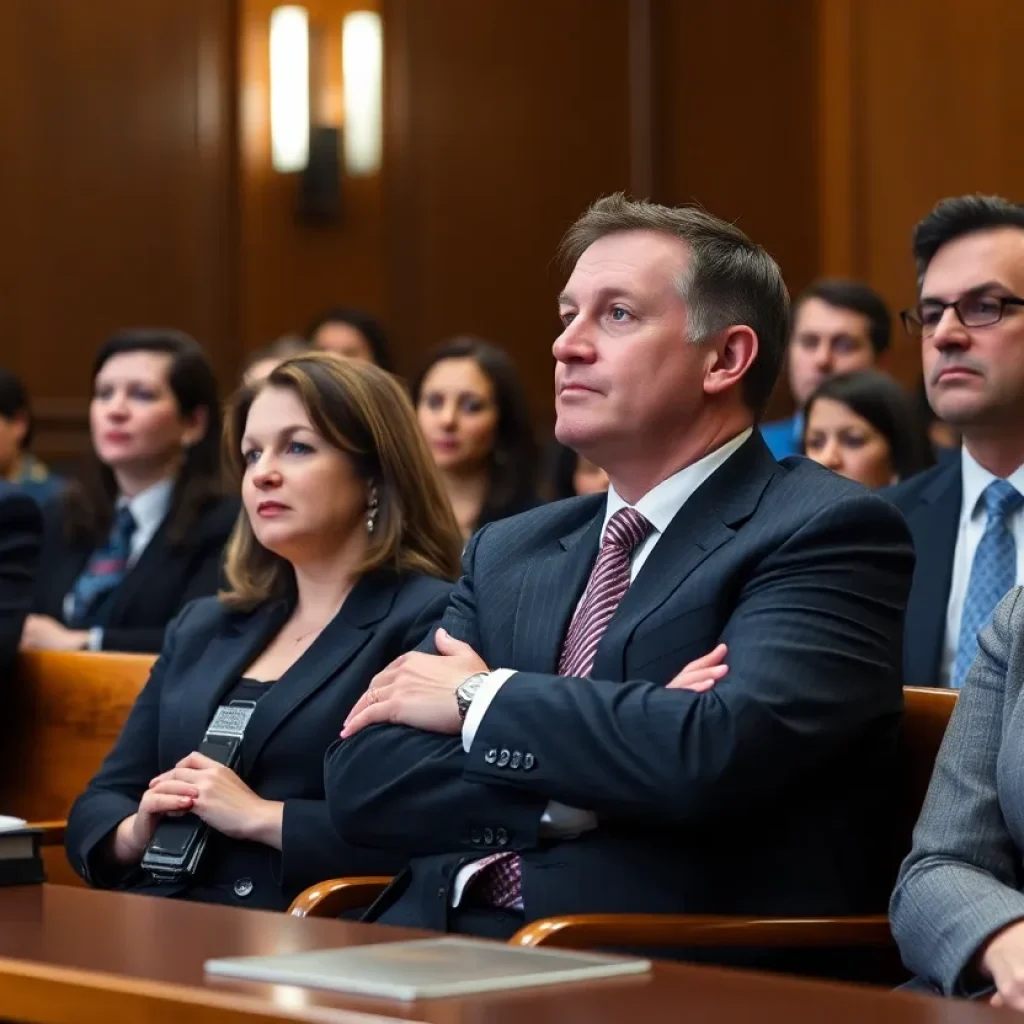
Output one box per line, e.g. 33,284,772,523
558,193,790,420
221,352,463,609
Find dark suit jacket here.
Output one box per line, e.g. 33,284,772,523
65,571,452,911
0,482,42,671
32,496,239,653
884,458,961,688
325,433,915,935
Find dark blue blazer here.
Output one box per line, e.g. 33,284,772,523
326,433,915,934
0,482,42,672
32,496,240,653
884,458,961,688
65,570,452,911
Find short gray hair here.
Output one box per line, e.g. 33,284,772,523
558,193,790,419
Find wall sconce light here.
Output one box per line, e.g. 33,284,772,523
269,5,310,173
342,11,383,176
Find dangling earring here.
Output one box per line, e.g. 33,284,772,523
366,485,380,535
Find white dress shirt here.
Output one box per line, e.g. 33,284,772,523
67,478,175,650
940,447,1024,687
451,428,753,906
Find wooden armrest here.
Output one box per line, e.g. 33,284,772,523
287,876,393,918
28,820,66,846
510,914,893,950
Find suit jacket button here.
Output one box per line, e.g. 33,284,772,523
233,877,254,898
484,748,498,765
437,887,446,899
471,828,482,844
510,751,522,769
497,749,511,767
523,753,535,771
483,828,494,844
496,828,508,846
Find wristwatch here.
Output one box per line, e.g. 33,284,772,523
456,672,489,722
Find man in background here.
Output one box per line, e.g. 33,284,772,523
890,194,1024,688
762,279,891,458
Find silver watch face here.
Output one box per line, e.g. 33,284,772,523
458,673,486,708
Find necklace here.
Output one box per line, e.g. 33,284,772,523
291,624,322,645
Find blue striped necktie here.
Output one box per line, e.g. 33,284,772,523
67,506,137,627
951,480,1022,689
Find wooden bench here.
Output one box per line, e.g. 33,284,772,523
0,650,154,884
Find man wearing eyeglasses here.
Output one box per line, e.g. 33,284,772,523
889,194,1024,689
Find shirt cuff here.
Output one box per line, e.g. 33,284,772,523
461,669,517,753
539,802,599,836
87,628,104,652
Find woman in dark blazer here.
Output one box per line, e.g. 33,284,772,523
23,330,237,653
65,352,463,910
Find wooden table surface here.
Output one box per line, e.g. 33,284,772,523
0,885,1012,1024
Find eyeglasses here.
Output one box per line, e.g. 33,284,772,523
901,293,1024,338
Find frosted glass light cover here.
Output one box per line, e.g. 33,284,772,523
342,11,383,176
270,6,310,172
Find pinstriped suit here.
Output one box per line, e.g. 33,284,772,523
326,432,915,940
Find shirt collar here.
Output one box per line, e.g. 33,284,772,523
117,477,174,535
602,428,753,540
960,446,1024,521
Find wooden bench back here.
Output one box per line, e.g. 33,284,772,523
896,686,958,860
0,650,154,821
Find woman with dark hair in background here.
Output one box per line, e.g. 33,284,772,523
307,308,393,372
802,370,934,488
65,353,459,910
22,330,238,653
412,337,538,539
0,367,61,506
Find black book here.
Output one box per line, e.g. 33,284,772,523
0,827,45,886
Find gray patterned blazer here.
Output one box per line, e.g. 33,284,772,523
891,586,1024,994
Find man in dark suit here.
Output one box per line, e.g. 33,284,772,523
888,195,1024,689
0,480,41,673
325,194,914,943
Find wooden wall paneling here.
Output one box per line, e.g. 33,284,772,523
237,0,386,368
0,0,238,465
652,0,820,419
816,0,858,279
852,0,1024,389
379,0,634,427
652,0,820,294
627,0,655,197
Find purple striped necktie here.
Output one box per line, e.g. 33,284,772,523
469,506,652,909
558,507,652,678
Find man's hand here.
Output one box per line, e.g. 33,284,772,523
666,644,729,692
20,614,90,651
155,752,283,848
982,920,1024,1010
341,628,488,738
